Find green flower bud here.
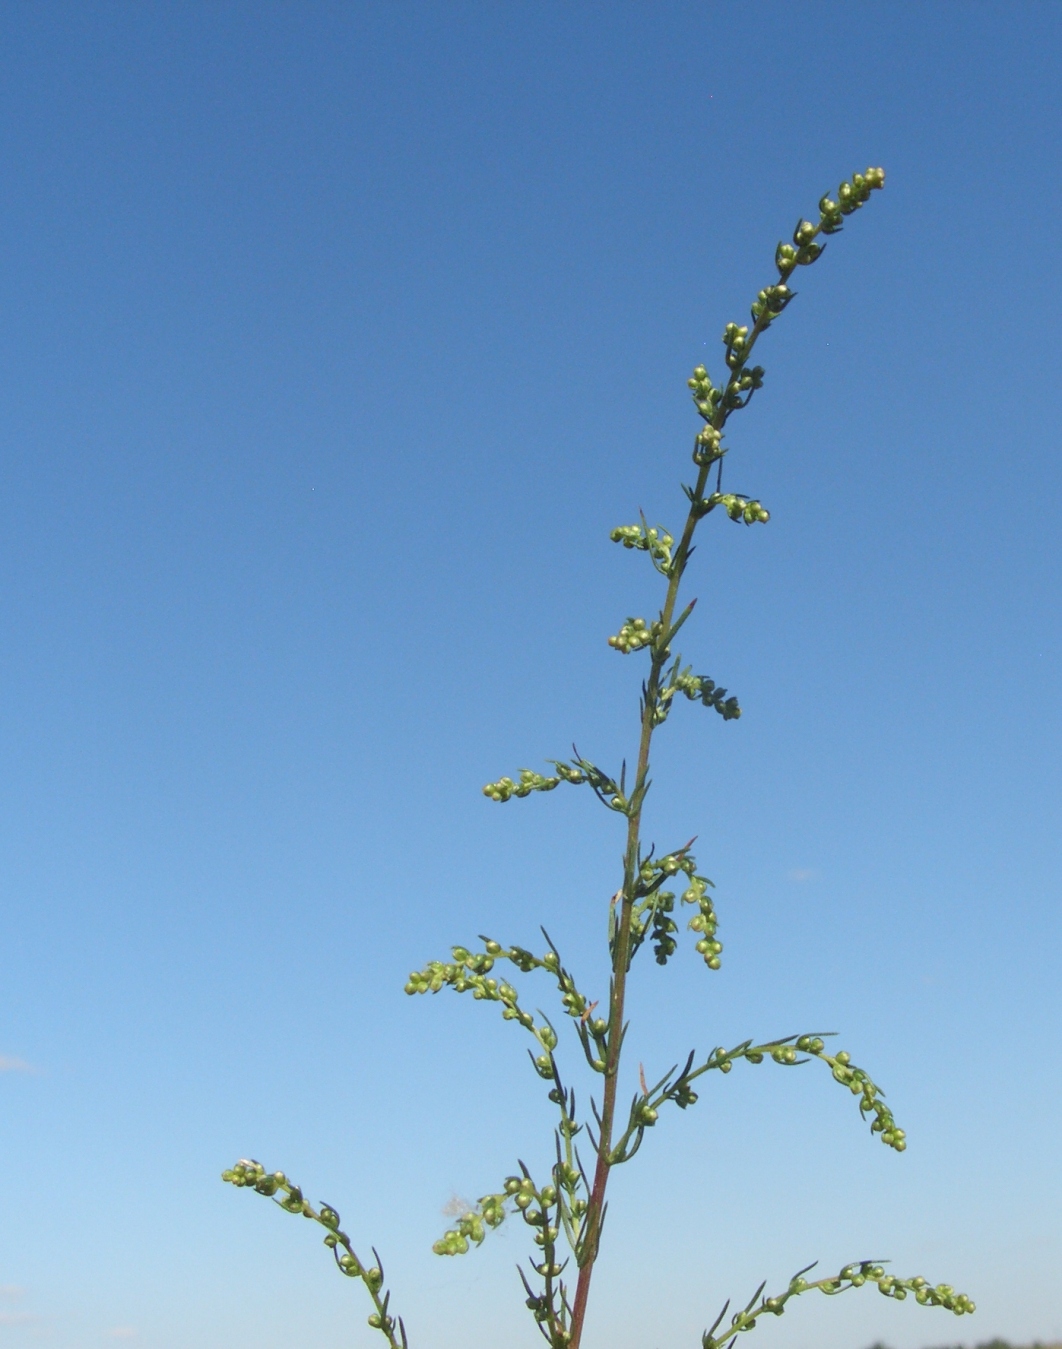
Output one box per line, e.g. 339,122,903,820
794,219,816,246
776,244,797,274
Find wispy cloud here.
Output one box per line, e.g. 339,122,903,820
787,868,818,883
0,1054,37,1074
106,1329,138,1340
0,1287,39,1328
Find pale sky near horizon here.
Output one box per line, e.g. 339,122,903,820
1,5,1060,1348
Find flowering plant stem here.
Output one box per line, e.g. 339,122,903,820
571,453,704,1338
224,167,976,1349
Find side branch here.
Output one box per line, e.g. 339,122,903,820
609,1034,908,1165
405,934,609,1076
483,756,632,814
702,1259,974,1349
222,1161,409,1349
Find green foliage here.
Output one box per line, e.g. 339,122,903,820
224,166,975,1349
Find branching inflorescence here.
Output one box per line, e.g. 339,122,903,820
224,166,974,1349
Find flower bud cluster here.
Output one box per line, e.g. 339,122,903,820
727,364,766,409
695,492,770,525
687,365,722,425
722,322,750,370
681,873,722,970
699,1034,910,1151
677,671,741,719
749,283,794,328
223,1160,408,1349
655,665,741,726
224,1158,297,1201
608,616,661,654
703,308,767,423
433,1168,568,1284
484,756,628,813
705,1254,970,1349
405,947,541,1041
635,847,697,893
716,325,768,414
784,1264,973,1312
483,768,563,802
817,167,886,234
650,894,678,964
693,422,724,465
775,168,885,283
407,936,607,1084
872,1273,973,1313
433,1189,509,1255
609,521,675,576
483,762,588,803
628,887,679,965
685,172,883,474
623,850,724,973
817,1046,907,1151
444,1170,567,1321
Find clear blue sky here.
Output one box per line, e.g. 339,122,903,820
1,5,1059,1348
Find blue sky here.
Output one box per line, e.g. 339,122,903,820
1,4,1059,1347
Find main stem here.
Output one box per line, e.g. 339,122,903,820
565,283,779,1349
565,457,712,1349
